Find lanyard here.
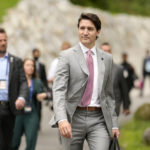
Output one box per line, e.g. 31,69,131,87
29,80,33,101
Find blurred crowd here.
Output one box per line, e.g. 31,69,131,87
0,19,149,149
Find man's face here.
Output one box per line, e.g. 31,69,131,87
33,51,40,60
78,19,100,48
0,33,7,54
122,55,127,62
61,43,71,50
101,45,111,54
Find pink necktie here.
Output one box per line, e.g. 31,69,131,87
81,50,94,106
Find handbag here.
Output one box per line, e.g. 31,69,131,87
109,135,120,150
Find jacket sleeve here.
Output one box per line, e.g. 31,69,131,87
40,64,49,89
18,59,28,102
53,53,69,124
35,79,44,94
105,56,118,128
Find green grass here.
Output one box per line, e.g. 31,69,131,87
0,0,20,22
119,119,150,150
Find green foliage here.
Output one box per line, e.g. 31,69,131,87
0,0,20,22
119,119,150,150
134,104,150,121
70,0,150,16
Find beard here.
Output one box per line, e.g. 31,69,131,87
34,57,39,61
0,49,6,54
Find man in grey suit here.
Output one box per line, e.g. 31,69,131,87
50,13,120,150
101,42,130,116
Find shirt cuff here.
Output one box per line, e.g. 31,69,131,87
112,127,119,130
18,97,26,103
58,119,67,124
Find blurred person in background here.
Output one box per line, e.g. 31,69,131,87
140,50,150,96
32,48,49,129
48,41,71,84
0,28,28,150
101,42,130,116
121,53,137,106
11,58,50,150
32,48,48,89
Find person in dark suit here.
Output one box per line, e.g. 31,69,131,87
0,28,28,150
32,48,48,89
101,42,130,116
121,53,137,104
32,48,49,129
140,50,150,96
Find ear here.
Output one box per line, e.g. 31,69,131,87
96,30,100,40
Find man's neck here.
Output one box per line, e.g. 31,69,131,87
81,43,95,50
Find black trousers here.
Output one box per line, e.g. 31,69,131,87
0,105,15,150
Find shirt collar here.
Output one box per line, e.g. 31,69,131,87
0,52,8,59
79,42,96,55
5,52,8,58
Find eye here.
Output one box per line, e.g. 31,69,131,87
79,26,85,30
88,27,94,31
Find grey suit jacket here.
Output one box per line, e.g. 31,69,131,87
50,44,118,137
112,64,130,116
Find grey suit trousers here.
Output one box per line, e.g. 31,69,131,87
62,109,110,150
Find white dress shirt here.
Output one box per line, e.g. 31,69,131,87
79,42,100,107
48,58,59,80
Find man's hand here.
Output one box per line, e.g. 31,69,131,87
58,120,72,139
112,129,120,139
37,93,47,102
15,99,25,110
123,109,130,115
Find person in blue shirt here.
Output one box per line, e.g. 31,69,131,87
0,28,28,150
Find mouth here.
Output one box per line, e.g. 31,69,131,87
82,37,89,40
0,45,6,48
0,50,6,54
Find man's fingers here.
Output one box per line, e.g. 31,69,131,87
65,126,72,138
68,126,72,138
15,99,25,110
58,121,72,138
60,126,71,138
112,129,120,139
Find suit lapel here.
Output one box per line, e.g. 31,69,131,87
8,54,14,82
97,48,105,95
74,44,89,76
74,45,106,93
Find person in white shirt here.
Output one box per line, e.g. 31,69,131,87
48,41,71,84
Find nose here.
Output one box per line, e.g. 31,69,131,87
83,28,88,35
1,40,6,45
